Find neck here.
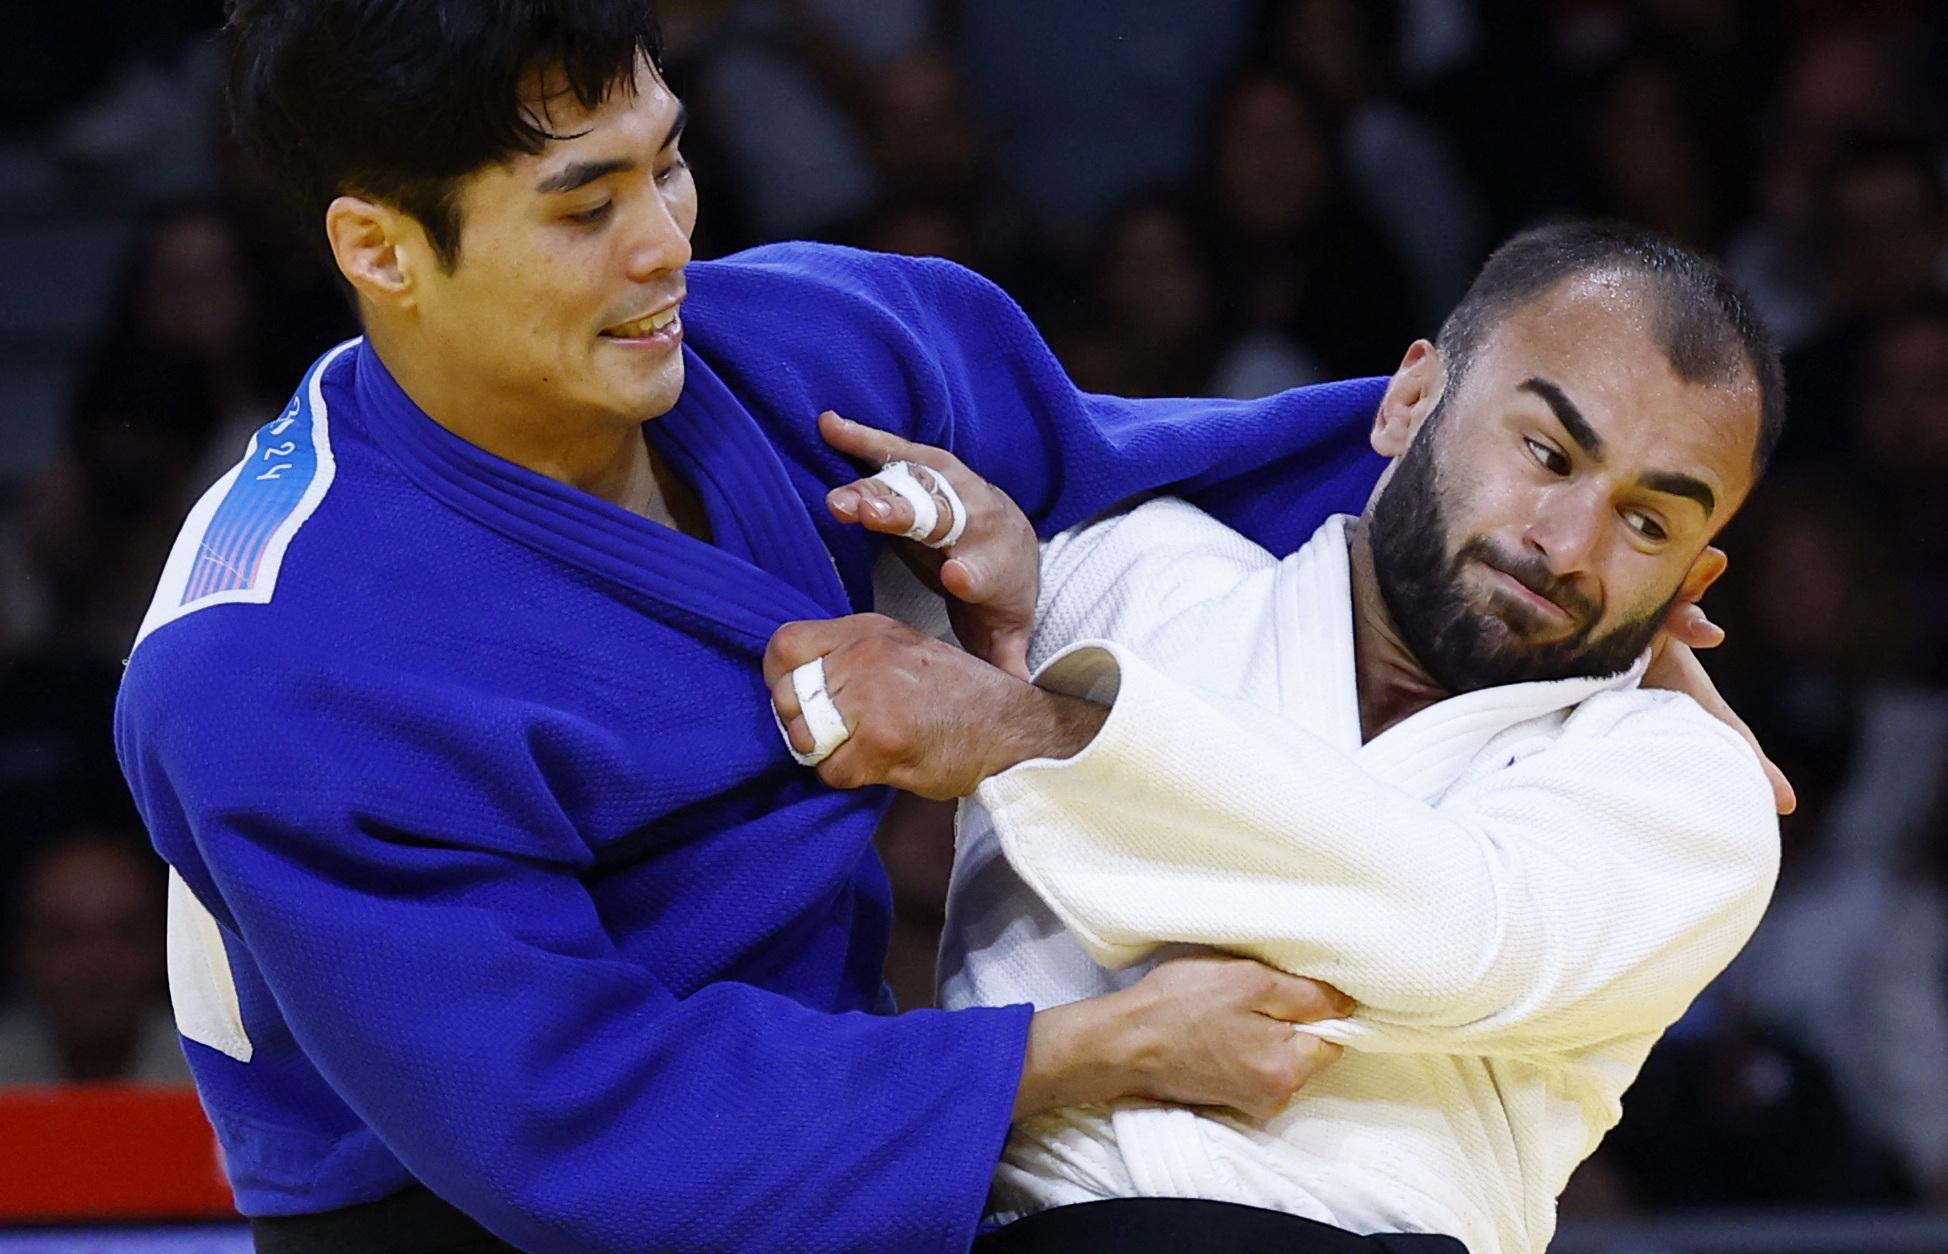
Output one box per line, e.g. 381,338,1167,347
1346,515,1451,741
367,328,675,524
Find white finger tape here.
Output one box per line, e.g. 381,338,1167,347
872,461,968,549
773,656,851,767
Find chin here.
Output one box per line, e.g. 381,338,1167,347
637,355,686,419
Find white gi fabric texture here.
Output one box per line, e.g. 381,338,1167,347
940,500,1780,1254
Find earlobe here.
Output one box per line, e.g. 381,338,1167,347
325,196,413,308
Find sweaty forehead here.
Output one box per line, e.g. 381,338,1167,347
1468,272,1763,510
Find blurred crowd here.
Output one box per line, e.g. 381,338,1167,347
1,0,1945,1227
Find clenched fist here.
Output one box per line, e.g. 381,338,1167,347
765,613,1105,798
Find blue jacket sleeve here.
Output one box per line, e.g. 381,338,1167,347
127,643,1027,1254
690,243,1389,551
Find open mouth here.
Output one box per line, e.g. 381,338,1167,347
601,305,681,339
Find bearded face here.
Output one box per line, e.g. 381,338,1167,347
1368,399,1676,694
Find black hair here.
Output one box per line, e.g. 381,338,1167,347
1435,219,1786,477
224,0,664,270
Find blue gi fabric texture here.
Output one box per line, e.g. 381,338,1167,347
116,243,1387,1253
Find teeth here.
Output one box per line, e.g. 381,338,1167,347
609,306,679,338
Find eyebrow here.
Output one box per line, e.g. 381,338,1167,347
1638,470,1716,518
1519,377,1604,460
1519,375,1717,518
532,103,688,195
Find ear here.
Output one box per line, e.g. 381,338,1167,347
1372,340,1446,458
1678,544,1729,604
324,195,421,312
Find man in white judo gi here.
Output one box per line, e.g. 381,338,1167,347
769,221,1785,1254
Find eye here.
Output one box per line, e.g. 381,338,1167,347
565,201,613,226
1524,437,1570,475
1623,509,1668,542
655,156,690,187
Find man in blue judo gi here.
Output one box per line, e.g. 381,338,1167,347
115,3,1409,1251
118,3,1757,1251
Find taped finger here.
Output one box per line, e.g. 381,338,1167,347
869,461,967,548
772,657,850,767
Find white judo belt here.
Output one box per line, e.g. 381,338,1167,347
871,461,968,548
773,656,851,766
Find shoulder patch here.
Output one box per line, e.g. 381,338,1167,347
132,340,357,651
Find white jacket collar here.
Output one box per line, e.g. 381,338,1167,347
1283,515,1648,794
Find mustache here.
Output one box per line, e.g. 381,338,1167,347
1457,538,1598,624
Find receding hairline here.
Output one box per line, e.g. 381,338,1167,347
1440,265,1766,466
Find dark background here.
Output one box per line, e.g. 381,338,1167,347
1,0,1945,1236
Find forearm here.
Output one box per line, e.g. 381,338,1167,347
983,644,1496,1015
981,686,1109,780
980,641,1777,1048
1011,955,1348,1123
1013,997,1136,1120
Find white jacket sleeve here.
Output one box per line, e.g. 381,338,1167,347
973,640,1780,1058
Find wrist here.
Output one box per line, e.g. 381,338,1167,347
1013,993,1139,1121
984,685,1109,781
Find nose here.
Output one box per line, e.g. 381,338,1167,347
1522,482,1605,577
620,187,694,283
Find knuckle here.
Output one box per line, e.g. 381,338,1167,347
1233,964,1276,1000
771,621,809,658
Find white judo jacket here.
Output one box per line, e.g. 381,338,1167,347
938,500,1779,1254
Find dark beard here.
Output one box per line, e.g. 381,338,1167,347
1368,411,1672,693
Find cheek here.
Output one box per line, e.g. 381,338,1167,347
1597,556,1686,627
672,183,701,236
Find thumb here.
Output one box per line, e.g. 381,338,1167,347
941,556,988,603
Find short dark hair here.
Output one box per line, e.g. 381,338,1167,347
1435,220,1786,477
224,0,664,271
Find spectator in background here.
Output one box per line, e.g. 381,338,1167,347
19,344,221,659
105,205,261,472
1052,190,1220,399
1725,26,1915,351
0,621,135,992
1197,66,1417,381
1261,0,1489,324
859,194,979,270
1780,132,1947,465
41,0,225,204
956,0,1258,233
0,832,187,1086
1582,54,1730,253
689,0,932,242
843,42,1047,298
1854,296,1948,669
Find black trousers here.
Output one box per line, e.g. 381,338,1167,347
255,1184,1469,1253
251,1184,519,1254
972,1198,1469,1254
